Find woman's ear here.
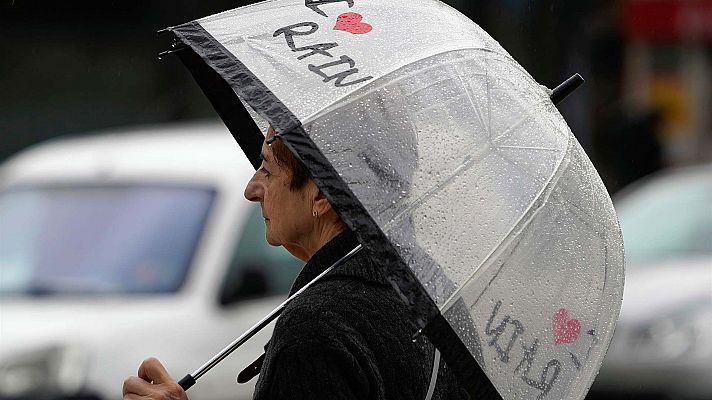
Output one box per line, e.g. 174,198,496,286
308,182,336,218
312,189,332,216
311,185,346,230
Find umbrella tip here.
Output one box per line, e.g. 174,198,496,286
157,40,187,61
550,73,585,105
157,27,181,60
158,48,184,61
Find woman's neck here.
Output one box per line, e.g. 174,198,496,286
285,221,346,263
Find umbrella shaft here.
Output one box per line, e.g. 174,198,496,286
188,244,363,385
192,306,279,380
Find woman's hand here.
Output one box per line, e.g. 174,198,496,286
123,357,188,400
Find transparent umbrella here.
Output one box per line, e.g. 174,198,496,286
161,1,624,399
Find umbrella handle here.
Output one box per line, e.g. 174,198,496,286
550,73,584,105
178,374,196,391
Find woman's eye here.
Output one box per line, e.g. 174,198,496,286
260,167,270,176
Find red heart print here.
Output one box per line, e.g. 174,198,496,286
334,12,372,35
552,308,581,345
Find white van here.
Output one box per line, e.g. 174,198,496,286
0,122,300,400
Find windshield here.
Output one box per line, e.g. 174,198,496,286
0,185,214,296
616,169,712,265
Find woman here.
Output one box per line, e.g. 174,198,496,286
122,128,475,399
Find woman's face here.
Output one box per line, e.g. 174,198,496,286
243,132,316,251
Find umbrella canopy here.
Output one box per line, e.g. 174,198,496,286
165,1,624,399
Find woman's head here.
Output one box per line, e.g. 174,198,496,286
243,127,345,261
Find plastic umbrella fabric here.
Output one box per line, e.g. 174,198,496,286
163,1,625,399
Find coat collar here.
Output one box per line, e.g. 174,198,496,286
289,229,389,296
239,229,391,384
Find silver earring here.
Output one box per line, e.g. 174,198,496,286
313,210,319,218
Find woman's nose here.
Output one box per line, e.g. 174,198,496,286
244,174,263,202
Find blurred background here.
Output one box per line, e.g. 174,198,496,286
0,1,710,400
2,0,711,185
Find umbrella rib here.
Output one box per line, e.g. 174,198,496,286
380,151,481,232
301,49,490,124
379,131,498,230
454,64,489,140
381,96,558,231
486,61,493,141
441,220,529,312
497,145,558,151
489,98,552,146
439,135,573,312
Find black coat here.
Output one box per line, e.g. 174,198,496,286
251,230,472,400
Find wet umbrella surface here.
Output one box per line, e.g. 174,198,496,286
163,1,625,399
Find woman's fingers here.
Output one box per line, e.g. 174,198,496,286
138,357,173,384
122,375,152,396
123,357,189,400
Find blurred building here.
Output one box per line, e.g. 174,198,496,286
1,0,710,194
622,0,712,166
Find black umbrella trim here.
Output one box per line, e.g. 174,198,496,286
169,21,268,170
425,301,502,398
167,21,493,396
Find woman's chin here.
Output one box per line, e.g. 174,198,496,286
264,233,281,247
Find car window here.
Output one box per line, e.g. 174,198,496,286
0,185,214,296
219,205,302,305
616,171,712,264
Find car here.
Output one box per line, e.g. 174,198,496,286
0,122,302,400
589,164,712,400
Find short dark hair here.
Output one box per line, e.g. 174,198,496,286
270,138,310,190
